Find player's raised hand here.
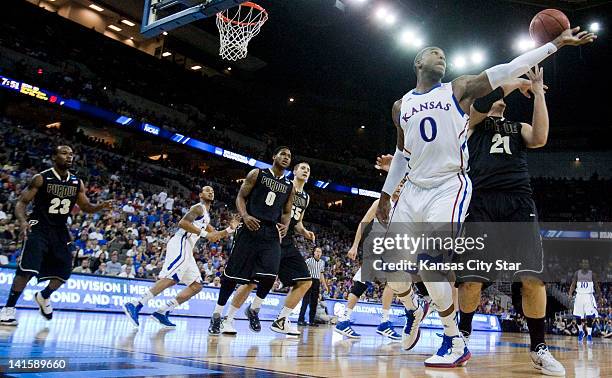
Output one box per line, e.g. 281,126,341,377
347,245,358,260
554,27,596,47
526,65,546,95
243,214,260,231
375,154,393,173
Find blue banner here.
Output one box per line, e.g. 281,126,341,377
0,268,500,331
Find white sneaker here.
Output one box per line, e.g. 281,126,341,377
424,334,471,368
34,292,53,320
220,317,237,335
0,307,18,326
271,317,300,336
402,300,429,350
530,344,566,376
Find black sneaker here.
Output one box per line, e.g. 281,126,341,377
297,320,308,327
308,322,319,327
245,305,261,332
208,313,221,335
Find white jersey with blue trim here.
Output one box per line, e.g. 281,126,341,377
575,270,595,294
175,203,210,244
399,82,469,188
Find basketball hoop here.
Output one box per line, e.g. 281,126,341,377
216,2,268,61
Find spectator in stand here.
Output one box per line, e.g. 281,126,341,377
122,201,135,214
208,276,221,287
119,265,135,278
565,319,579,336
106,251,122,276
122,257,136,277
94,263,108,275
602,319,612,338
0,204,6,221
73,259,92,274
135,266,147,279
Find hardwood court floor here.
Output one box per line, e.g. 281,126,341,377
0,309,609,377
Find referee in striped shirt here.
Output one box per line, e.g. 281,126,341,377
298,247,328,326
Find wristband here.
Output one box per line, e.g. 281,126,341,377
199,229,208,238
225,227,235,234
473,87,504,113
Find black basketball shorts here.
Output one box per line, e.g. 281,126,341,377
455,191,544,285
224,223,282,283
277,242,312,287
17,222,73,282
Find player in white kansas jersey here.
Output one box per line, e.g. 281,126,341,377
376,28,595,368
569,259,601,343
123,186,238,327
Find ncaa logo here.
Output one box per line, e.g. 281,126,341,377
333,302,346,317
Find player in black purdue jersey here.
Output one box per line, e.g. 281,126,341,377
223,162,315,336
0,146,112,326
457,67,565,376
208,147,294,335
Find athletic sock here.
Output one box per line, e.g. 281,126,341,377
251,296,264,311
157,298,179,314
213,304,224,316
526,316,546,351
40,286,55,299
398,290,418,311
381,309,390,323
440,311,460,337
458,311,475,336
137,289,155,311
6,290,22,307
278,306,292,320
340,307,353,322
226,305,240,320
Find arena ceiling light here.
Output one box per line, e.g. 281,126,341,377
399,29,425,49
589,22,600,32
514,37,535,52
108,25,122,32
88,4,104,12
190,65,202,70
162,52,172,57
470,50,485,65
121,19,136,27
452,55,467,70
374,6,396,26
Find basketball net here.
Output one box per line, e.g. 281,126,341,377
216,2,268,61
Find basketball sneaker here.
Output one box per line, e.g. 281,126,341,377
424,334,471,368
0,307,17,326
530,344,566,376
151,311,176,327
221,317,237,335
334,320,361,338
123,302,140,327
461,330,471,345
34,292,53,320
376,321,401,341
245,305,261,332
402,300,429,350
578,330,584,342
208,313,221,335
271,317,300,336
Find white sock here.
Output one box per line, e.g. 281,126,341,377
340,307,353,322
440,311,460,337
277,306,292,320
138,290,155,306
213,304,224,316
226,305,240,320
157,298,179,314
586,327,592,336
251,296,264,311
381,309,390,323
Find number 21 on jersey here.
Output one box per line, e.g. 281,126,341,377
490,133,512,155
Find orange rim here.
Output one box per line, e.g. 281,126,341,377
217,2,268,27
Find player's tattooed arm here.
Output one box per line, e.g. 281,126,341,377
15,174,43,239
178,204,204,234
568,272,577,297
237,168,261,231
77,180,113,213
295,196,315,242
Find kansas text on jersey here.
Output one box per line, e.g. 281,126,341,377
247,169,293,224
32,168,80,227
468,116,531,194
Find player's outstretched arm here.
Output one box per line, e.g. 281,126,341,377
237,168,261,231
453,27,596,113
468,78,534,129
348,199,379,260
377,99,407,225
203,216,239,242
568,272,577,297
15,174,43,239
521,66,549,148
76,180,112,213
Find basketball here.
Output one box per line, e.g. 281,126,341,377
529,9,570,45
